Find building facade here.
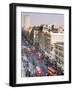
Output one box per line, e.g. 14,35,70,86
54,42,64,71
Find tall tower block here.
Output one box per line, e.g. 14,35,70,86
21,14,31,31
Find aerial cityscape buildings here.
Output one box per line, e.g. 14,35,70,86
21,14,64,77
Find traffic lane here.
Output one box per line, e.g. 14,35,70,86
29,53,48,76
22,49,48,76
22,38,48,76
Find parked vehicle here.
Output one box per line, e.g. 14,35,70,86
35,65,48,76
48,67,57,76
35,66,43,76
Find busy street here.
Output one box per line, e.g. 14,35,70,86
21,34,63,77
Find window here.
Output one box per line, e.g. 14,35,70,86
55,50,58,54
59,47,63,51
59,52,63,57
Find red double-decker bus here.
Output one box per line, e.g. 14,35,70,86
48,67,57,76
35,66,43,76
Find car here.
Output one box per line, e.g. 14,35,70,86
23,47,32,53
25,41,29,45
31,47,36,52
27,47,32,52
48,67,57,76
23,48,28,53
36,52,44,60
35,66,43,76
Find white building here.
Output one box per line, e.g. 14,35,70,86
48,32,64,64
50,32,64,44
54,42,64,71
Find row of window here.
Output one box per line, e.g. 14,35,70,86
55,56,64,64
55,46,64,51
55,50,64,57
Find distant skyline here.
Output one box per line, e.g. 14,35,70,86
22,12,64,26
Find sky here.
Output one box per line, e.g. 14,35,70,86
22,12,64,26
